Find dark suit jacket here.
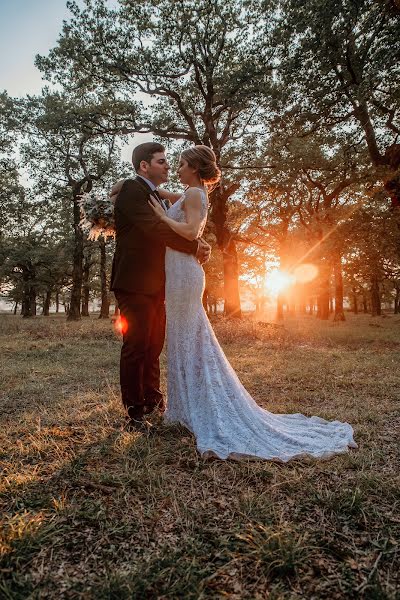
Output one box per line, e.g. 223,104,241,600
110,177,198,294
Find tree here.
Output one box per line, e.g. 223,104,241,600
19,90,127,320
36,0,277,317
244,126,367,320
81,242,95,316
0,188,70,317
0,93,25,239
342,199,400,315
98,236,112,318
277,0,400,207
248,185,298,320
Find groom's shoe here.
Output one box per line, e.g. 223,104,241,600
144,405,165,418
123,417,153,434
144,398,166,416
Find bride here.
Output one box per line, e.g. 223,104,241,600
148,145,357,461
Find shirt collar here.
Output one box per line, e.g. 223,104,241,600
137,175,157,192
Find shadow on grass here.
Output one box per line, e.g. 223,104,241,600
0,422,311,598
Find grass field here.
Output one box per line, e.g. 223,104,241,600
1,313,399,599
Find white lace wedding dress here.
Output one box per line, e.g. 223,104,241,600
164,188,357,461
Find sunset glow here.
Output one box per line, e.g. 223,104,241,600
265,270,295,296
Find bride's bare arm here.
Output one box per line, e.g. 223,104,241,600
148,188,204,241
158,188,183,205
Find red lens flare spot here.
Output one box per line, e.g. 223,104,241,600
114,315,128,335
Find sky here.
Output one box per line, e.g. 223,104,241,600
0,0,79,96
0,0,151,162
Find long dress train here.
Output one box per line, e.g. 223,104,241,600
164,189,357,461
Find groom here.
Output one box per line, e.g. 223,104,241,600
110,142,210,432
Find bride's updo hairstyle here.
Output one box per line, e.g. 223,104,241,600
181,145,221,187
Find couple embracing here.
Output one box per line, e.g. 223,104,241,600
110,142,356,461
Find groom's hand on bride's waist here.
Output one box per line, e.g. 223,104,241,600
196,238,211,264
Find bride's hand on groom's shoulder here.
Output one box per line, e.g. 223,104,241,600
196,238,211,264
148,195,166,219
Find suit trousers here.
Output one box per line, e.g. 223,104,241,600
115,289,165,419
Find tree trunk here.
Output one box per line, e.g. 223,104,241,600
82,247,91,317
370,274,381,316
99,237,110,319
333,253,345,322
13,302,18,315
221,238,241,317
275,234,290,322
42,290,51,316
202,288,209,313
394,285,400,314
276,294,284,320
31,294,37,316
362,292,368,314
68,192,84,321
352,287,358,314
317,276,330,320
55,291,60,313
21,285,36,318
21,264,36,318
210,185,242,318
383,144,400,209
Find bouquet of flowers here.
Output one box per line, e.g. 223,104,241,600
78,191,115,241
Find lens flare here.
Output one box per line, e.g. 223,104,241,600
292,263,319,284
114,315,128,336
265,270,295,296
264,264,319,298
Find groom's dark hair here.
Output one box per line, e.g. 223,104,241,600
132,142,165,172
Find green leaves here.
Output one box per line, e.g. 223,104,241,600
34,0,274,157
276,0,400,155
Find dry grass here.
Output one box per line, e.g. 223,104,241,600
0,312,399,599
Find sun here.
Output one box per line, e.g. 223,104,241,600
265,270,295,296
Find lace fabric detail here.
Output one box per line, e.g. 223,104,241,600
164,189,357,461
